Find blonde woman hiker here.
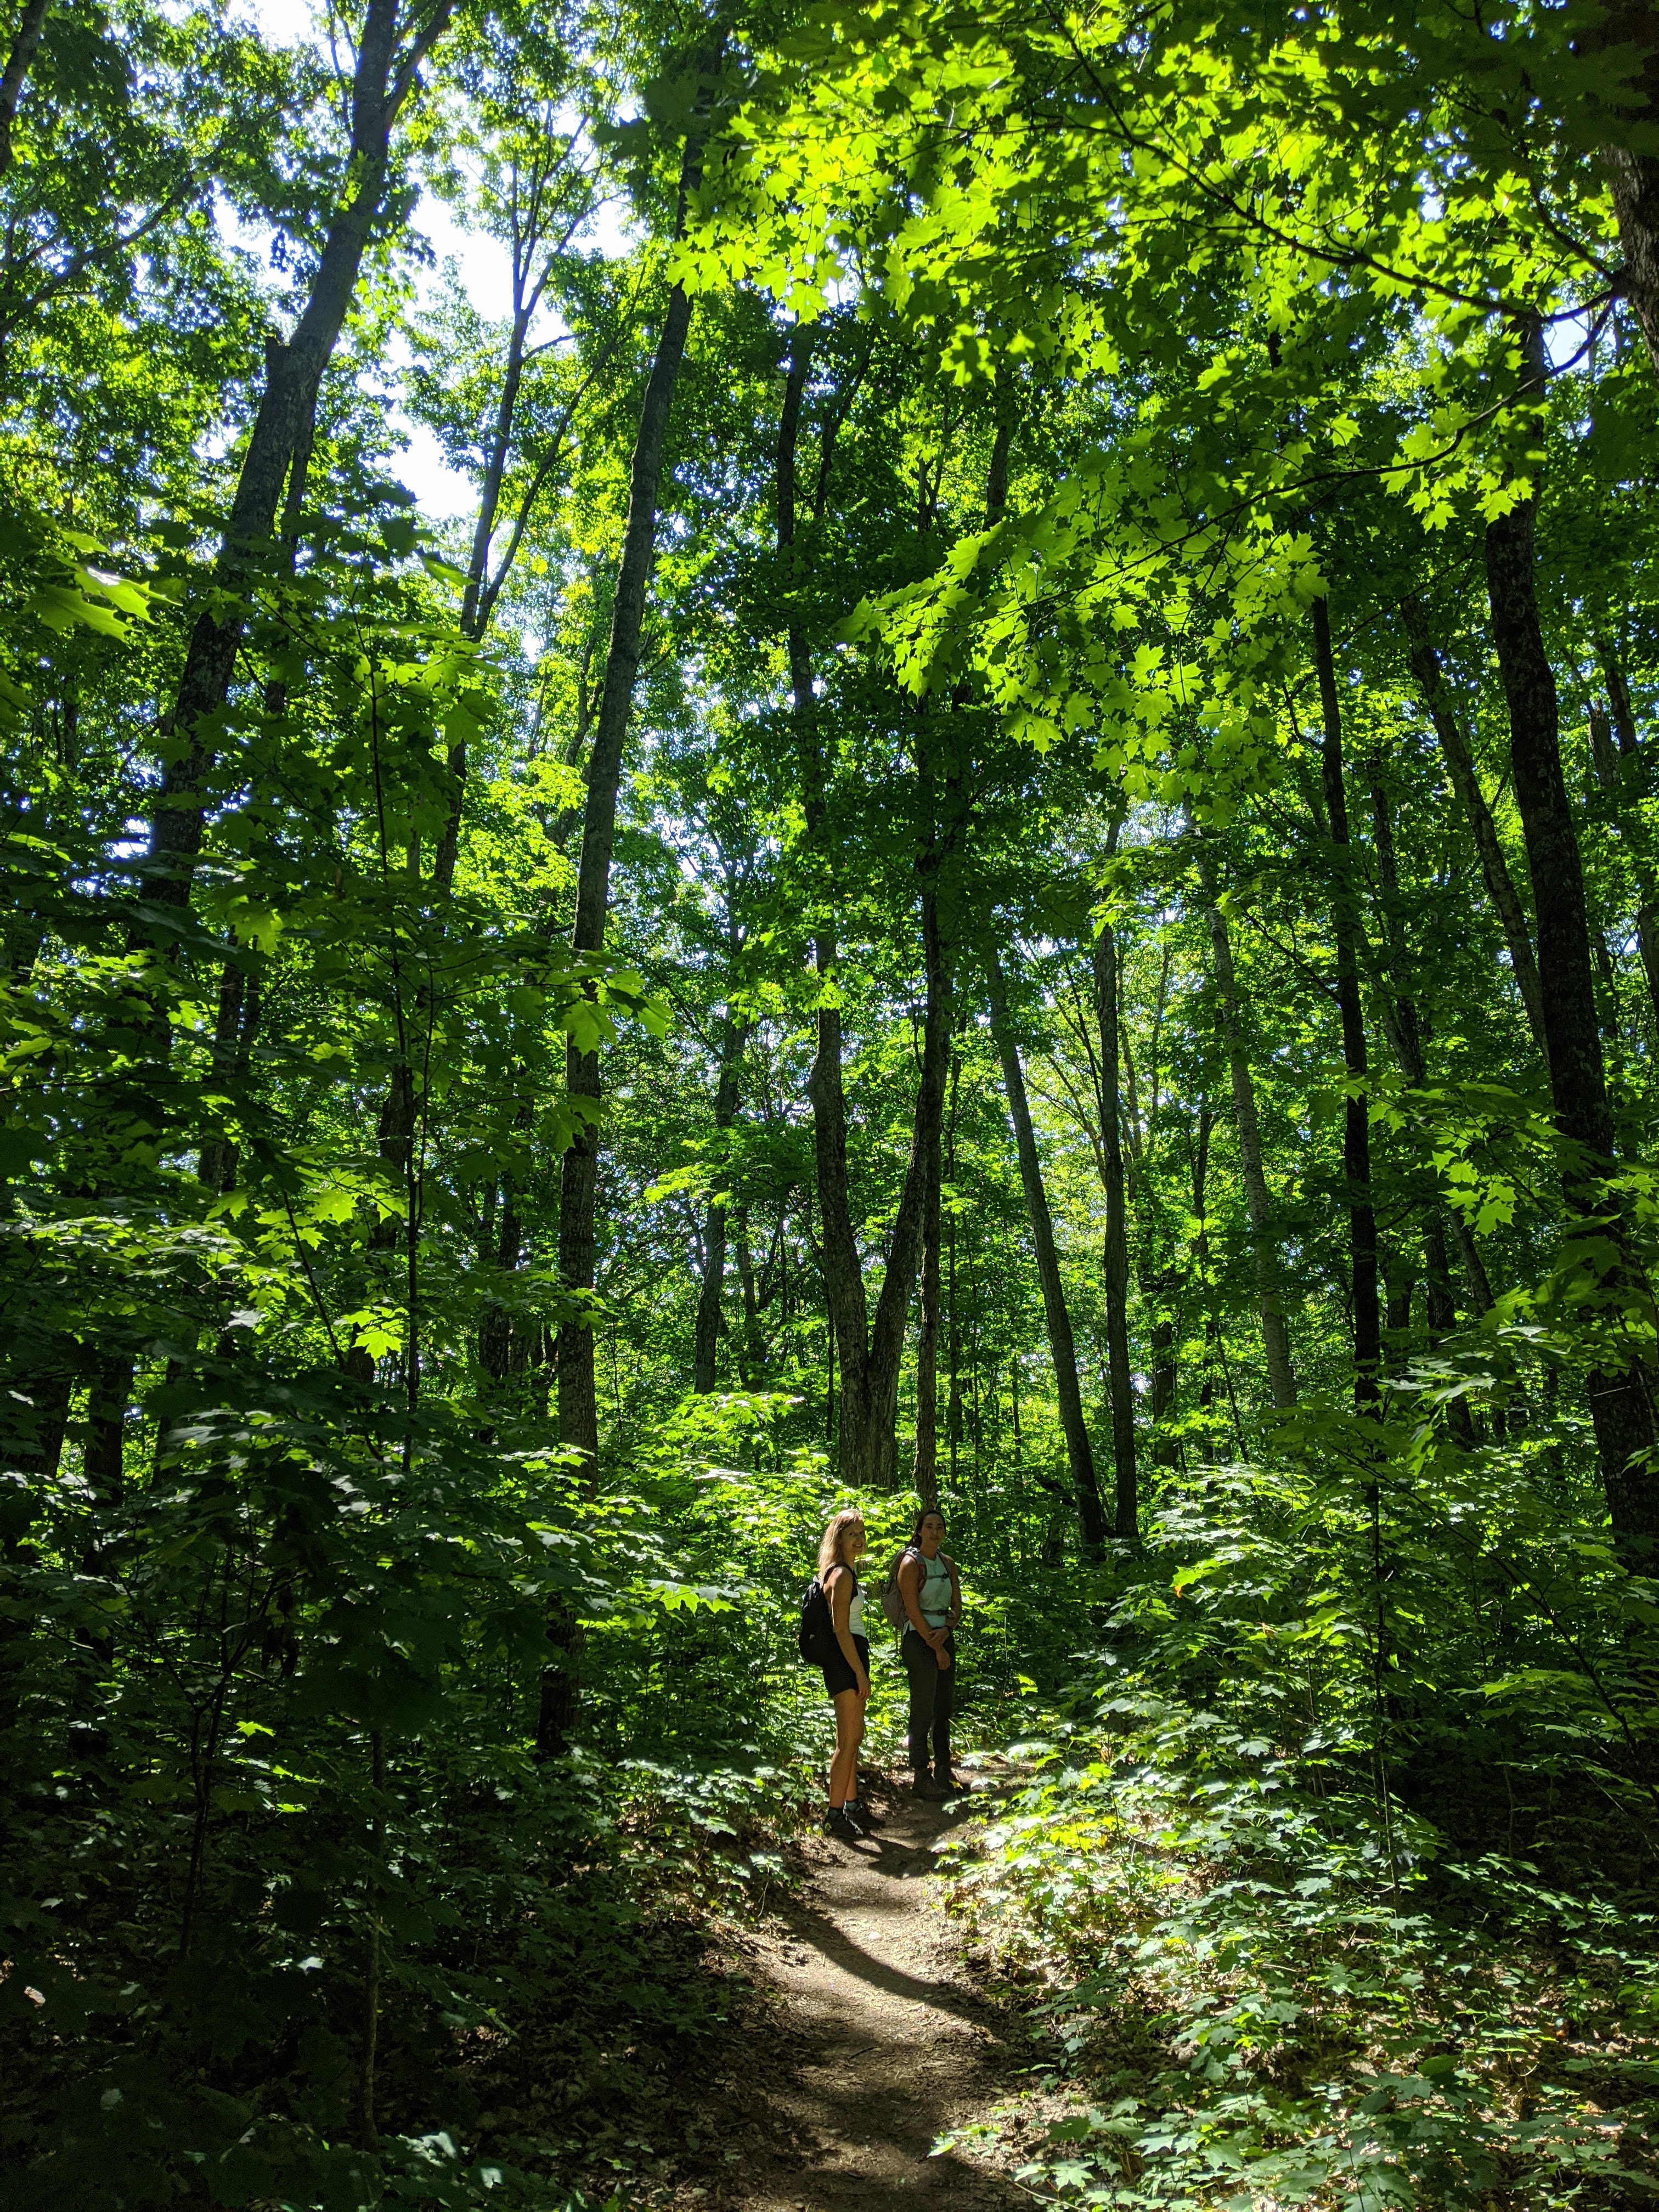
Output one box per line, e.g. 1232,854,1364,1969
896,1508,963,1799
806,1507,884,1841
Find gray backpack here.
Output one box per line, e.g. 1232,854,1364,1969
877,1544,919,1628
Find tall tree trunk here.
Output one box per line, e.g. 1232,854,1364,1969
1192,1109,1216,1414
1447,1210,1496,1317
197,953,261,1193
1402,602,1549,1059
1485,483,1658,1543
1607,142,1659,376
912,1077,942,1510
435,186,595,896
0,0,49,177
846,887,952,1487
1368,752,1480,1441
81,1351,131,1584
1596,636,1659,1025
733,1205,765,1386
1599,635,1645,766
985,941,1106,1555
1312,597,1381,1410
1090,842,1138,1541
1143,1265,1179,1469
555,133,706,1470
1588,691,1659,1032
791,333,953,1487
1592,3,1659,379
785,320,888,1476
478,1132,527,1387
787,325,867,1475
693,1026,746,1392
945,1054,963,1481
143,0,454,919
1193,838,1297,1408
1,1363,71,1486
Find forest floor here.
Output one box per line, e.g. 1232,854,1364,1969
667,1768,1034,2212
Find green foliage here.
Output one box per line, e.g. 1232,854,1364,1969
9,0,1659,2199
938,1450,1659,2209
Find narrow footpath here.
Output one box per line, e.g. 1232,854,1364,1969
685,1785,1031,2210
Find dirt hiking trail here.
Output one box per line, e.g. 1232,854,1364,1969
689,1784,1032,2211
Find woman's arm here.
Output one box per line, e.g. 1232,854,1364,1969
827,1566,868,1692
946,1554,962,1627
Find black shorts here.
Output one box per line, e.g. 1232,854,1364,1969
822,1633,870,1701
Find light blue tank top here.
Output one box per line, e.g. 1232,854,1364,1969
915,1549,952,1629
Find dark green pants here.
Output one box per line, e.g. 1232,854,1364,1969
902,1627,955,1774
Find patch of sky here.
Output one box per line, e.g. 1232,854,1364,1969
230,0,635,523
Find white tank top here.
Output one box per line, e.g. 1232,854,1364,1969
832,1568,866,1640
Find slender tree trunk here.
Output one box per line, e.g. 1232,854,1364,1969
1597,637,1659,1025
1402,602,1549,1059
431,287,538,898
945,1055,962,1481
1312,597,1381,1410
912,1087,941,1510
1588,692,1659,1032
1606,141,1659,377
198,955,261,1193
359,1730,387,2151
1447,1210,1496,1317
1594,3,1659,382
849,893,952,1487
790,334,952,1487
555,140,704,1469
0,0,49,177
1600,635,1644,768
1485,486,1658,1542
0,1357,70,1729
83,1352,129,1519
1090,853,1138,1541
693,1026,746,1392
1193,1109,1215,1416
734,1205,763,1387
478,1143,524,1385
1368,753,1480,1441
1194,839,1297,1408
1423,1214,1456,1335
1381,1251,1415,1375
787,327,871,1475
986,940,1106,1555
1143,1266,1179,1469
435,224,594,894
142,0,454,917
1367,758,1444,1300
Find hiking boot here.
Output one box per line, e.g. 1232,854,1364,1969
912,1772,949,1801
847,1800,884,1831
934,1769,969,1797
823,1808,863,1842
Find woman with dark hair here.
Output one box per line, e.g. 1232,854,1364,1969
895,1508,962,1798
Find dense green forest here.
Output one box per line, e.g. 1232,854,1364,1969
7,0,1659,2202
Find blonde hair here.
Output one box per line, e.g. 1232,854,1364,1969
816,1508,866,1581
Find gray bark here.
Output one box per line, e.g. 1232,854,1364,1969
986,940,1105,1555
1193,839,1297,1408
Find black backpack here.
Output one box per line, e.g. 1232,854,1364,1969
798,1575,834,1665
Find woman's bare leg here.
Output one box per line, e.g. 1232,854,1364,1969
829,1688,865,1805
